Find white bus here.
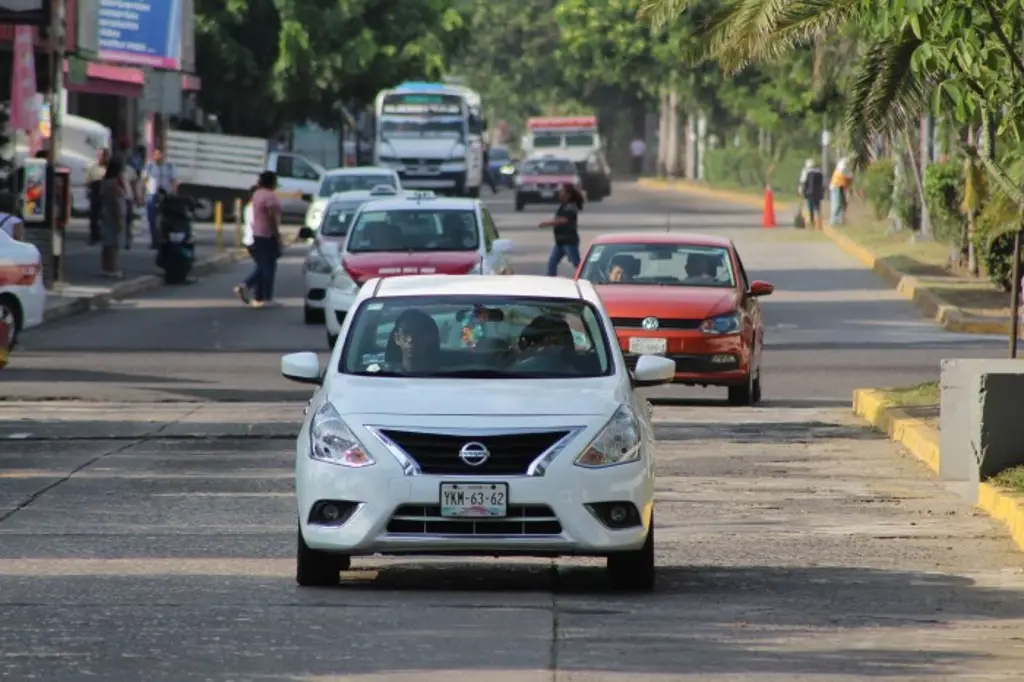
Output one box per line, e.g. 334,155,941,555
373,82,485,197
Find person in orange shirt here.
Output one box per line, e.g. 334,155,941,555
829,157,853,225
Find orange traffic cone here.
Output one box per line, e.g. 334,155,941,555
762,185,777,228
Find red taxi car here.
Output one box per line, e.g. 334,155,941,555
575,232,773,405
513,155,581,212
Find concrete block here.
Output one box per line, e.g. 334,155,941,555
941,359,1024,504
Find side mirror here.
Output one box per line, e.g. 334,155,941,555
297,226,315,241
281,352,321,385
492,238,513,254
748,280,774,297
631,355,675,387
301,194,313,202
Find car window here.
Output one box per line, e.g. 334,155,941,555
319,200,368,237
339,296,612,378
531,134,561,149
482,209,498,251
319,174,398,197
275,155,294,177
578,243,736,288
564,134,594,147
489,148,510,162
347,209,479,253
521,159,576,175
292,157,319,180
734,252,750,290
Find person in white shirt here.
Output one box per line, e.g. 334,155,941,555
629,138,646,176
242,185,257,257
0,194,24,241
141,148,178,249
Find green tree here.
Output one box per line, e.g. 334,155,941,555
194,0,283,137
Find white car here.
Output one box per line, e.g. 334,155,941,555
299,186,402,324
281,274,677,590
323,192,513,348
304,167,403,230
0,231,46,369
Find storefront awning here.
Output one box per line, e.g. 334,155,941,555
64,60,145,98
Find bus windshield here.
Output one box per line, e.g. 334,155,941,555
381,117,465,141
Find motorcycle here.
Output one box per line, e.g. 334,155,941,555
154,192,196,284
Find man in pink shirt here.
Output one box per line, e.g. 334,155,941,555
234,171,283,307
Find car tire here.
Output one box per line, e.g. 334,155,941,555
296,524,350,587
727,373,755,406
751,370,762,404
607,512,655,592
326,332,338,349
304,305,324,325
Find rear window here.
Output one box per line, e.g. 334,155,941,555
318,174,397,197
319,200,368,237
346,209,479,253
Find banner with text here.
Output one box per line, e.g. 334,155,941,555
98,0,183,70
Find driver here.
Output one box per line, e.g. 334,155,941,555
685,253,721,282
607,254,639,282
517,314,575,361
384,309,441,373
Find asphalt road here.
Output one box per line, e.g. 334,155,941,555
3,182,1024,680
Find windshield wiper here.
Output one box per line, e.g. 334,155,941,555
423,369,528,378
348,369,407,377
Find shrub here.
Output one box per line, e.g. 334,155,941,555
974,190,1019,290
924,160,966,247
861,159,895,220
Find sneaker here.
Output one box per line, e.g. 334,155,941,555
233,285,250,304
250,300,265,308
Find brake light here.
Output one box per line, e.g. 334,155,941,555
0,263,40,286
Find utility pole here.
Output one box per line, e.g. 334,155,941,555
46,0,65,283
1010,227,1021,359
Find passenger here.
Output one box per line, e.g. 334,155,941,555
385,309,441,373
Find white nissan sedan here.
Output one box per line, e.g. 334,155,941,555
280,274,676,591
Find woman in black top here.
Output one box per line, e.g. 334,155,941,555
538,183,584,276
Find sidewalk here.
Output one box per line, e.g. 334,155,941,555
43,217,255,324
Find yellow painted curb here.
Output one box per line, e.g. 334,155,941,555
636,177,794,211
822,225,1012,336
853,386,1024,553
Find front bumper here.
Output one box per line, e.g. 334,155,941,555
399,169,466,191
296,418,654,557
20,279,46,329
303,270,331,310
324,286,358,335
516,189,561,204
617,330,751,386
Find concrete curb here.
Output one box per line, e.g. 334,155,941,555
636,177,795,211
852,386,1024,553
822,224,1012,335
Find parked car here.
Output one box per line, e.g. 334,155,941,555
322,192,513,349
280,274,676,590
575,232,774,405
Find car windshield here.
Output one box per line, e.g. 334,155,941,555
521,159,576,175
578,243,737,288
565,133,595,146
532,134,561,148
489,148,511,162
381,117,465,141
319,200,367,237
339,296,612,378
346,209,479,253
318,174,397,197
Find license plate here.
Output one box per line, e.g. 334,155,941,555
440,482,508,518
540,190,554,198
629,337,667,355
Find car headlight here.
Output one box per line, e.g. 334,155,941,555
306,208,323,225
500,164,515,175
329,266,359,294
700,312,742,334
574,405,642,468
304,249,332,274
309,402,375,468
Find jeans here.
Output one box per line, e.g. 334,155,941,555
146,195,160,246
547,242,581,276
244,236,278,302
829,187,845,225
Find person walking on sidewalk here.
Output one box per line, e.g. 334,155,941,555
99,156,128,279
86,148,109,245
538,182,584,276
798,159,825,229
829,157,853,225
629,137,646,176
141,148,178,249
234,172,283,307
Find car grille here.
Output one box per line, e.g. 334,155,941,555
622,353,740,373
387,504,562,536
611,317,702,330
378,429,571,475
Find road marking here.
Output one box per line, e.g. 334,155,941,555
6,433,31,439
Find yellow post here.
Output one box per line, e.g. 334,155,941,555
214,201,223,250
234,198,243,247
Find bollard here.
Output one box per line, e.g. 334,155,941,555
214,201,223,250
234,198,243,247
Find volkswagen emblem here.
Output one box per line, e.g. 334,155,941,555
641,317,659,330
459,441,490,466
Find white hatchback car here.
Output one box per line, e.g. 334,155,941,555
299,186,402,324
304,167,402,230
323,193,513,348
281,274,676,591
0,231,46,369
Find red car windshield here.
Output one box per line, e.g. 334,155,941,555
579,243,736,288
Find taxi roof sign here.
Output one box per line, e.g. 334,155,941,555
369,185,399,195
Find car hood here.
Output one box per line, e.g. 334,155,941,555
342,251,480,282
595,284,739,319
328,377,623,418
380,138,462,160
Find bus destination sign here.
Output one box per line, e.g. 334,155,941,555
383,93,462,115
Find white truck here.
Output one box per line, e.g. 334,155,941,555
522,116,612,202
372,82,485,197
165,130,326,221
